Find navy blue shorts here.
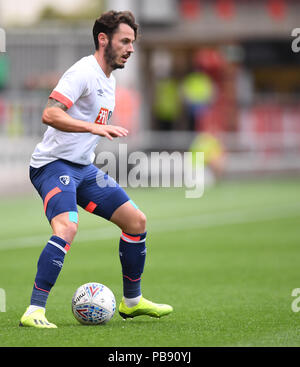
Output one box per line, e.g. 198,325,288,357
30,159,130,223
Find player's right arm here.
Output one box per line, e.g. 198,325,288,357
42,98,128,141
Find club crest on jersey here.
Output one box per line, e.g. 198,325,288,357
95,107,112,125
59,175,70,185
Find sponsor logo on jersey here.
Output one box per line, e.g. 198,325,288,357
95,107,112,125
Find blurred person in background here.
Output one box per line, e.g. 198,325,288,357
153,74,181,130
181,50,215,131
189,130,226,187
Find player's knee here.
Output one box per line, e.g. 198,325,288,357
67,222,78,240
51,215,78,244
56,222,78,244
139,211,147,233
129,211,147,234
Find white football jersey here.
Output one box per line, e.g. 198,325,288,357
30,55,116,168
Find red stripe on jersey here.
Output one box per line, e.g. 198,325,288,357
49,90,73,109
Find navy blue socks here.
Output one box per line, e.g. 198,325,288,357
30,231,147,308
30,235,70,308
119,231,147,299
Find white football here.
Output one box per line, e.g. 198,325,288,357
72,282,116,325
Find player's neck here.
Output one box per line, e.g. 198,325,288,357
93,51,112,78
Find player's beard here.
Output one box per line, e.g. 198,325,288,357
104,39,124,70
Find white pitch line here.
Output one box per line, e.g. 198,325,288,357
0,203,300,251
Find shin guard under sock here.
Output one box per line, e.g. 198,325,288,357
119,231,147,299
30,235,70,308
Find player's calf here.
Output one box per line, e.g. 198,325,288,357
19,234,72,327
119,231,147,303
111,201,148,307
30,235,71,308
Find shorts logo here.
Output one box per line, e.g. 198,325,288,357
59,175,70,185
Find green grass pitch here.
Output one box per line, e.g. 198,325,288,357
0,178,300,347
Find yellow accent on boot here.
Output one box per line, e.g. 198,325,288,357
119,296,173,319
19,307,57,328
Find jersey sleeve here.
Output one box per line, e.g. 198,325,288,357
49,68,90,109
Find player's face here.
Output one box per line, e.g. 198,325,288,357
104,23,135,70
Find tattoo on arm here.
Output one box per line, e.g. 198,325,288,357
46,98,68,111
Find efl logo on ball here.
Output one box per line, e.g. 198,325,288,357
72,282,116,325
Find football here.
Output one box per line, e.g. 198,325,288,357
71,282,116,325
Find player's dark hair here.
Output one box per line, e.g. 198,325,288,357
93,10,138,50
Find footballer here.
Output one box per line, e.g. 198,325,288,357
19,10,173,328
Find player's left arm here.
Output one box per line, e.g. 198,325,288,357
42,97,128,140
42,97,92,133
